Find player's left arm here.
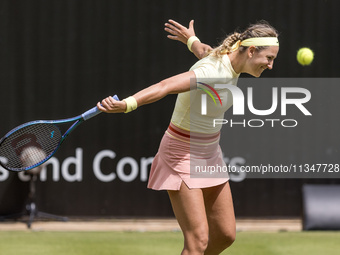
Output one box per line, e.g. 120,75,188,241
165,19,212,59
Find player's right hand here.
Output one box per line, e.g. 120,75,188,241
97,97,126,113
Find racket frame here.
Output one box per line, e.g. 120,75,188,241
0,95,119,172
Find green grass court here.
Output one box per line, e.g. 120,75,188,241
0,231,339,255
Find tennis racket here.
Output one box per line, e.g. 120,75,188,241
0,95,119,172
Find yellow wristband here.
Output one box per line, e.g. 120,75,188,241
187,36,200,52
122,96,138,113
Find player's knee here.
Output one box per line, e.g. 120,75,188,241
194,231,209,252
196,232,209,252
185,228,209,252
220,231,236,250
225,231,236,247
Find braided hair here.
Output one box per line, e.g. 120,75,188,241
210,21,278,57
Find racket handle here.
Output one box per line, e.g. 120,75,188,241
81,95,120,121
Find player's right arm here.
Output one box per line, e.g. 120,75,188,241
165,19,212,59
97,71,196,113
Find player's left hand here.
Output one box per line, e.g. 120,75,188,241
165,19,196,44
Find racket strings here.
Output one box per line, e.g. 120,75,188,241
0,123,62,171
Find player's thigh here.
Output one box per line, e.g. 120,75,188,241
168,182,208,234
202,182,236,236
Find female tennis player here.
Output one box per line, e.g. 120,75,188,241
98,19,279,255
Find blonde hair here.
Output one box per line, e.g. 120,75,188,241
210,21,278,57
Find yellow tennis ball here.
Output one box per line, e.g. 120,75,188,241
297,47,314,66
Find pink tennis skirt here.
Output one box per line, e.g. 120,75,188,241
147,122,229,191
